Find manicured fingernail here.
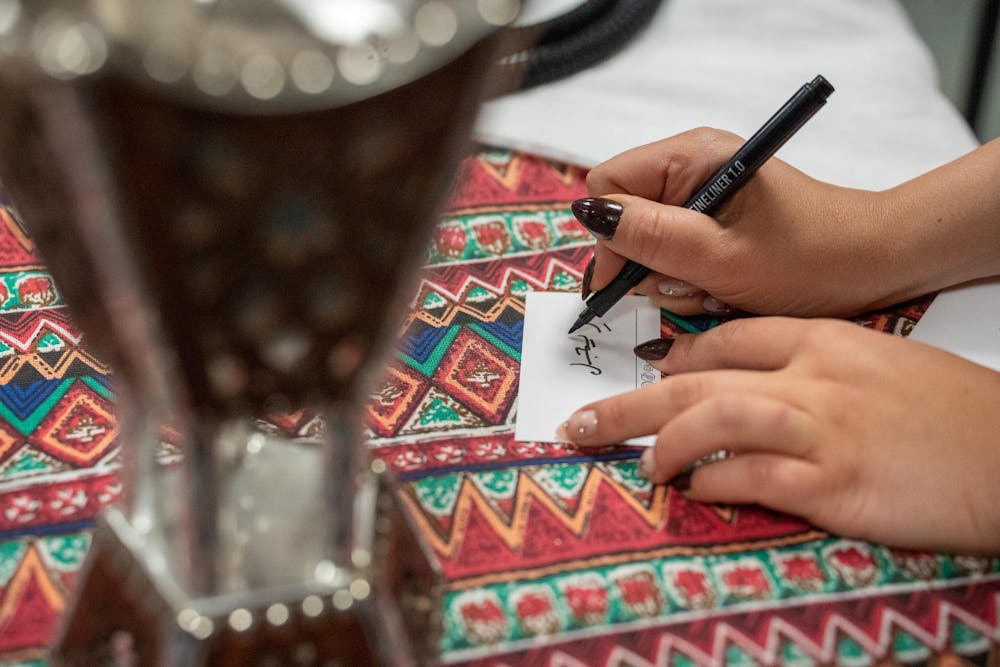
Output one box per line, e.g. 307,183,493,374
703,296,733,314
639,448,656,479
581,257,595,300
657,278,698,297
555,422,569,441
633,337,674,361
571,197,623,240
566,409,598,440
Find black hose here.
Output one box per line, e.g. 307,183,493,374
488,0,665,97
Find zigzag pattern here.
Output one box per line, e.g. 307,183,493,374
0,310,82,353
0,379,69,421
406,296,526,331
400,467,667,559
403,247,590,333
474,320,523,353
0,203,35,257
0,144,990,667
460,583,1000,667
0,545,66,654
0,349,109,384
398,463,814,582
447,148,588,210
412,246,591,307
401,325,458,366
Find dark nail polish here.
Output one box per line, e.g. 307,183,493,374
633,337,674,361
571,197,623,240
671,473,691,492
581,257,595,300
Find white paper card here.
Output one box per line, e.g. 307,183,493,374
908,278,1000,372
516,292,661,446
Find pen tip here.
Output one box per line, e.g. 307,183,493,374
567,311,591,334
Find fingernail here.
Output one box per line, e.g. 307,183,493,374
633,337,674,361
671,473,691,491
566,409,598,440
581,257,595,300
703,296,733,314
639,448,656,479
555,422,569,441
657,278,699,297
571,197,623,240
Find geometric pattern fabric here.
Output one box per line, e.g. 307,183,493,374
1,147,999,667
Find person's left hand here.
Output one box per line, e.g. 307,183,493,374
556,317,1000,555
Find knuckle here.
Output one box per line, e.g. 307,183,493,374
687,126,718,141
660,333,697,372
661,152,692,191
710,229,743,266
745,456,774,488
705,318,746,353
767,400,797,435
665,373,708,411
585,167,611,195
710,394,746,432
799,319,849,354
600,396,629,434
689,126,743,154
626,205,674,268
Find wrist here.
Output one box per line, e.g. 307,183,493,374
885,139,1000,294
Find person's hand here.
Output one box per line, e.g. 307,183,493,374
576,129,1000,317
556,317,1000,555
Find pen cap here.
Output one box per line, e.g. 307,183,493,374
733,73,835,175
810,74,835,99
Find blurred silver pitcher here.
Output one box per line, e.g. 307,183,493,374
0,0,518,663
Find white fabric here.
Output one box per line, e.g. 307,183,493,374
475,0,979,190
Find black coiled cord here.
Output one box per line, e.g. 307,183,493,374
488,0,665,97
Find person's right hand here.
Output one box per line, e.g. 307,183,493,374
576,128,1000,317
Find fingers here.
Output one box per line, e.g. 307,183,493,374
646,294,709,315
644,392,813,483
638,273,700,299
559,369,776,446
684,453,823,510
657,317,819,374
587,128,745,204
590,249,711,313
589,244,626,296
636,272,739,315
571,187,733,299
587,254,732,315
596,194,725,285
587,247,717,314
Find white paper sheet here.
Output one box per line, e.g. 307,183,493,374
515,292,661,446
907,278,1000,372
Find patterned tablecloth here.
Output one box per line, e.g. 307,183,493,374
1,146,999,666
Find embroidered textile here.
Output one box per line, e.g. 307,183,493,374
0,148,998,666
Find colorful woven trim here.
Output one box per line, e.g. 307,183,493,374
1,147,994,667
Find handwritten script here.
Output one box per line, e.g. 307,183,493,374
570,321,613,375
516,292,661,446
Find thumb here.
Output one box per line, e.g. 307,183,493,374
573,194,727,288
587,127,746,203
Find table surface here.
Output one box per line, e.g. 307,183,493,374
1,145,998,666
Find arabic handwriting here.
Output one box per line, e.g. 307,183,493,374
568,322,614,376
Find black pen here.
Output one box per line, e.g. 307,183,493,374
568,74,835,334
